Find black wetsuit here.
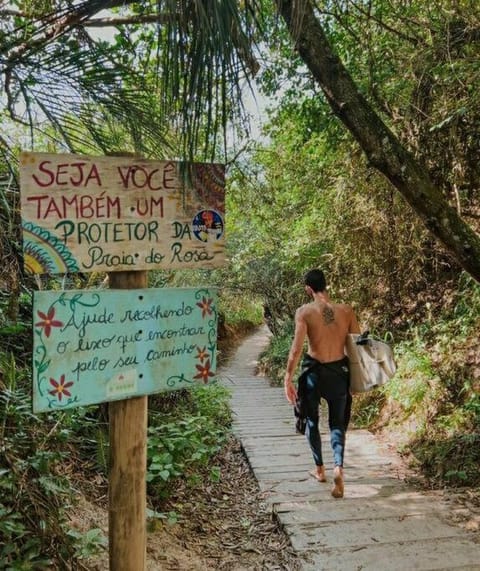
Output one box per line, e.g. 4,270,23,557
296,354,350,467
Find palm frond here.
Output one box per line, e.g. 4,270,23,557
157,0,263,158
1,0,264,161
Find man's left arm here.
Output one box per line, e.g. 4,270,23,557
349,306,361,334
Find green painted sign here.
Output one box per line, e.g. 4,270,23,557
32,288,218,412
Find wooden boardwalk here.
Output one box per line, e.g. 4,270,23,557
220,326,480,571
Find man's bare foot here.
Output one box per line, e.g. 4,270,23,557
331,466,344,498
309,466,327,482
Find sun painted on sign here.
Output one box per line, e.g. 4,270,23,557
33,288,218,412
23,221,80,274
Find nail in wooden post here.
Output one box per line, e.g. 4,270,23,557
108,264,148,566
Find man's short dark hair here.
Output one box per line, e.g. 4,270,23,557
304,269,327,292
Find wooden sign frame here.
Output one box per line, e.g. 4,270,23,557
32,287,218,412
20,152,225,274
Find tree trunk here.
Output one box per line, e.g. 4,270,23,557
275,0,480,283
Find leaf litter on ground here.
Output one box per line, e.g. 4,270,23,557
80,435,302,570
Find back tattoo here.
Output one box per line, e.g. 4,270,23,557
322,305,335,325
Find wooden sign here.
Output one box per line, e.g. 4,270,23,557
32,287,218,412
20,152,225,274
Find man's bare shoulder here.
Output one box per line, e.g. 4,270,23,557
296,302,315,317
335,302,354,312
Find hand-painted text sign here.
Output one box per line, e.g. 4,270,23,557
20,152,225,274
32,288,218,412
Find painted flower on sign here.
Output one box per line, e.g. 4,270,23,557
35,307,63,338
193,360,215,383
196,346,209,362
49,375,74,402
196,296,213,318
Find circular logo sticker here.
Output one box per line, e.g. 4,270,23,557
192,210,224,243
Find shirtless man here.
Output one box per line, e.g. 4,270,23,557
284,269,360,498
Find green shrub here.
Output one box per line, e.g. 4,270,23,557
383,342,434,415
351,391,385,428
407,433,480,487
0,354,233,564
257,320,294,385
218,294,263,331
0,352,107,568
0,503,52,570
147,384,232,499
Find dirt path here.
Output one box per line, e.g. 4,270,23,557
81,433,300,570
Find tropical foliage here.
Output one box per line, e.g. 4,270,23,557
1,0,480,565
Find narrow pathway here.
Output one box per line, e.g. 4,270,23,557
220,326,480,571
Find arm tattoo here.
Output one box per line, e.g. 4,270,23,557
322,305,335,325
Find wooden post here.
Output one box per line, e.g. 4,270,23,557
108,269,148,570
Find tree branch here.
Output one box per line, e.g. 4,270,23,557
2,1,259,78
0,9,29,17
348,0,423,46
3,0,136,67
84,14,170,27
276,0,480,282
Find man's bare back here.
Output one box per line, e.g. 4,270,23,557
284,286,360,404
300,301,358,363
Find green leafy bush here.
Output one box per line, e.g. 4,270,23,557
407,433,480,487
0,503,52,570
257,320,295,385
0,352,108,568
384,345,433,415
218,294,263,331
351,391,386,428
147,384,232,499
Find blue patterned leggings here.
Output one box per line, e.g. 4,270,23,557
303,357,350,467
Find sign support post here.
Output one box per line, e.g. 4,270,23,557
20,151,225,570
108,270,148,570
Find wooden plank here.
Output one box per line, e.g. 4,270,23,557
302,538,480,571
261,482,411,504
286,514,464,551
108,269,147,571
275,495,463,524
254,469,394,481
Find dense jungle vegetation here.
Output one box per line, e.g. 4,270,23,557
1,0,479,567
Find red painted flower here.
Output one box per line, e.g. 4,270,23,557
196,296,213,318
49,375,74,401
193,360,215,384
36,307,63,338
196,346,209,362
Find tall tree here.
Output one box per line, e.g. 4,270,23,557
0,0,258,159
2,0,480,281
273,0,480,281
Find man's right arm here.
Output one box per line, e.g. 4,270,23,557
284,308,307,404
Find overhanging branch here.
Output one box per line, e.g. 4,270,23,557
276,0,480,282
84,14,170,27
